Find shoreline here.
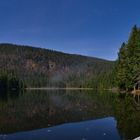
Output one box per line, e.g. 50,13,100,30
26,87,94,90
26,87,119,92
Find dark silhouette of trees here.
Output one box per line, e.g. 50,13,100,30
0,70,25,91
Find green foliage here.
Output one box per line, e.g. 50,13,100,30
0,43,114,88
0,70,25,91
116,25,140,91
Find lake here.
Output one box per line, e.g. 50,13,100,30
0,90,140,140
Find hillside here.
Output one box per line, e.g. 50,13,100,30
0,43,115,88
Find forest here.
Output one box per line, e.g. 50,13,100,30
0,70,24,91
0,25,139,91
0,43,114,89
116,25,140,91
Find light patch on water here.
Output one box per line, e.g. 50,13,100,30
47,130,52,132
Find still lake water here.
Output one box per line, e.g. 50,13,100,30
0,90,140,140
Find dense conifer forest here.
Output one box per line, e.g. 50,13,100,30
116,25,140,91
0,43,114,89
0,70,24,91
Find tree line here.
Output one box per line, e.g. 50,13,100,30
0,70,25,91
116,25,140,91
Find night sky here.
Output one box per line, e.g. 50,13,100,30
0,0,140,60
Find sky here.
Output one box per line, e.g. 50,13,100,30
0,0,140,60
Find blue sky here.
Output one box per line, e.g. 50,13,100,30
0,0,140,60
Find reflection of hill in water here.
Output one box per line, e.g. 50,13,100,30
0,90,140,140
0,90,116,134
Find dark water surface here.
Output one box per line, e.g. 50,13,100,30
0,90,140,140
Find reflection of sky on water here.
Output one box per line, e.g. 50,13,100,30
0,117,121,140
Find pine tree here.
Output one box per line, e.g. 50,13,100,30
116,25,140,91
127,25,140,90
117,43,128,90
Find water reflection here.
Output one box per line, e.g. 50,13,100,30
0,91,8,102
0,117,121,140
0,90,21,102
114,95,140,140
0,90,140,140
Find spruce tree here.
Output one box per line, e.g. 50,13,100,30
117,43,128,90
116,25,140,91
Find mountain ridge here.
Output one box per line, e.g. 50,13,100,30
0,43,114,62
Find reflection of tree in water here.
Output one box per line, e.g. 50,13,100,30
0,91,8,102
2,89,140,139
0,90,21,102
133,94,140,108
0,90,116,134
114,95,140,140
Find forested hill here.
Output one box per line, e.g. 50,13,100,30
0,43,115,88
